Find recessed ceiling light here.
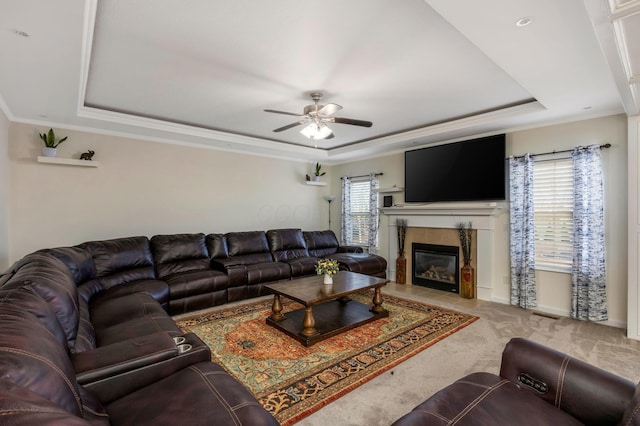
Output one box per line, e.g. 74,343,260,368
12,29,29,37
515,17,533,27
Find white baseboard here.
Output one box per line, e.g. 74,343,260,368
490,296,626,330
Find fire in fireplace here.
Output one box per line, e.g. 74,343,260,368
412,243,459,293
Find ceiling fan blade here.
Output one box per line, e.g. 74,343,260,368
318,103,342,116
332,117,373,127
273,121,304,132
325,133,335,139
264,109,303,117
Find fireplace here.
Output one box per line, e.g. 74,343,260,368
412,243,459,293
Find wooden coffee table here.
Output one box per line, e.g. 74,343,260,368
264,271,389,347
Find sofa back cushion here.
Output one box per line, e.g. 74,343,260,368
0,287,84,417
43,247,97,285
1,253,80,349
225,231,273,264
304,230,340,258
81,237,156,289
267,229,310,261
205,233,229,259
150,233,210,279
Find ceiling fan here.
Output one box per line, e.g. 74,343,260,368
264,92,373,141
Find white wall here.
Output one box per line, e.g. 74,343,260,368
332,114,628,327
628,115,640,339
8,123,329,261
0,110,9,270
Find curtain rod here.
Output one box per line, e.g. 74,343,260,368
510,143,611,161
341,172,384,180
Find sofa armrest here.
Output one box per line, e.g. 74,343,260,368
210,260,247,285
82,332,211,404
337,245,364,253
499,338,636,425
72,332,178,385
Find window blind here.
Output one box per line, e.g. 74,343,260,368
533,159,573,272
349,180,370,246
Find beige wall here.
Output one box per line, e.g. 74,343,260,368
6,114,629,325
332,114,629,326
8,123,329,261
0,110,9,270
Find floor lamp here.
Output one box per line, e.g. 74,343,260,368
324,195,336,229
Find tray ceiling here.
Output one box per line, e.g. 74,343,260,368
0,0,636,162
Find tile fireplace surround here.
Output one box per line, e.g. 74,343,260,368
382,202,503,301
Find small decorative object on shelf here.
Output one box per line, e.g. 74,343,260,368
79,150,95,160
457,221,475,299
313,162,326,182
396,218,408,284
39,128,68,157
316,258,339,284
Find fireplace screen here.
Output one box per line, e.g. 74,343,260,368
412,243,459,293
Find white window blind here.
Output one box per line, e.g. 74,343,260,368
533,159,573,272
349,180,370,246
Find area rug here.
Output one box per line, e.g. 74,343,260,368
176,291,478,425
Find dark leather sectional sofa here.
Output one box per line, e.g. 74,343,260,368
393,338,640,425
0,228,386,425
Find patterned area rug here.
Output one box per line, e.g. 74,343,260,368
176,291,478,425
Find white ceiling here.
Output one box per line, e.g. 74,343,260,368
0,0,638,163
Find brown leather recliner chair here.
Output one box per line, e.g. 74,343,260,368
392,338,640,425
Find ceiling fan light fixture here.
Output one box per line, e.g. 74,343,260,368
300,122,333,140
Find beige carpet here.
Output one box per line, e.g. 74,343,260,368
293,283,640,426
175,291,477,425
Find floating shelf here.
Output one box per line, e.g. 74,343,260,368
37,156,100,168
306,181,327,186
375,186,404,193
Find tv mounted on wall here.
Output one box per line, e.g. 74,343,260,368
404,134,506,203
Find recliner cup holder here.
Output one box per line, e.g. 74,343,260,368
173,336,186,345
177,344,192,354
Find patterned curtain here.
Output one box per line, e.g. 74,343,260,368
571,145,607,321
368,174,379,253
340,177,352,244
509,154,537,308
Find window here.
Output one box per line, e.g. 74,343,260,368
533,159,573,272
349,179,372,246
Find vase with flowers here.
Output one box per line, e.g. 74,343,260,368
315,258,339,284
456,221,474,299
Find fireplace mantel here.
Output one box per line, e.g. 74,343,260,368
381,201,504,217
382,201,505,301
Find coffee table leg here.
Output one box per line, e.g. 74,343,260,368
301,306,318,336
270,294,285,321
371,287,386,314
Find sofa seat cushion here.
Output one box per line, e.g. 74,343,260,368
106,362,279,426
90,293,168,329
328,252,387,276
95,314,182,347
392,372,583,426
94,279,170,306
164,269,229,300
246,262,291,285
285,256,320,277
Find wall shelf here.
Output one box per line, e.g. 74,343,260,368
37,156,100,168
375,186,404,193
306,181,327,186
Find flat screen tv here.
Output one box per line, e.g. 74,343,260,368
404,134,506,203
